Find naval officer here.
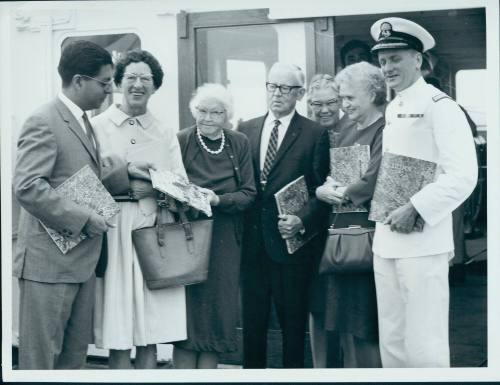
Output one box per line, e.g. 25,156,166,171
369,17,477,367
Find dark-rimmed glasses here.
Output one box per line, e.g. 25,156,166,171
266,82,302,94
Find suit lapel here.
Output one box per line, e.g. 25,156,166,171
249,115,267,173
268,112,301,175
54,98,99,166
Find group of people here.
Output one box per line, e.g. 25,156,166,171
13,16,477,371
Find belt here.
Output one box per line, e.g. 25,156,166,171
112,194,139,202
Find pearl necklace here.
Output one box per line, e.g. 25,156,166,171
197,128,225,155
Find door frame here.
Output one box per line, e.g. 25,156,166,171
177,8,335,128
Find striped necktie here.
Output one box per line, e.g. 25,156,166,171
260,119,280,185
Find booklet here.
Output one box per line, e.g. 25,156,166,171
274,175,315,254
150,169,212,217
330,144,371,213
369,152,437,222
41,165,120,254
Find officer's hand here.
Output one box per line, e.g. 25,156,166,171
278,214,304,239
130,179,155,200
82,212,115,238
413,215,425,232
128,161,156,181
383,202,419,234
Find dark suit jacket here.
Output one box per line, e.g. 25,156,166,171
13,98,130,283
238,112,330,263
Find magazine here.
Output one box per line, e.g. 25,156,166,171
369,152,437,222
330,144,370,213
41,165,120,254
150,169,212,217
274,175,315,254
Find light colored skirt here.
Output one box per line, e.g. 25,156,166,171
94,202,187,349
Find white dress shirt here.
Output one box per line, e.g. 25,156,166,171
372,77,477,259
58,92,87,135
259,109,295,170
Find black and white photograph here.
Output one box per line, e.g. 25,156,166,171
1,0,499,382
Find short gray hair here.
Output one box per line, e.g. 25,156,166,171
268,62,305,87
189,83,234,120
307,73,338,99
334,62,386,106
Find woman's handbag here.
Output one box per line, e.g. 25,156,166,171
132,200,213,290
319,200,374,275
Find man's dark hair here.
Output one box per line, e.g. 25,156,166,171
58,40,113,87
340,39,372,67
114,50,164,89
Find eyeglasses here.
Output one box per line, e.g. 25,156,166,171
265,82,302,94
80,74,113,88
309,100,339,110
123,73,154,84
196,107,226,118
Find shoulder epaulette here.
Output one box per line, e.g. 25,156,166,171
432,93,451,103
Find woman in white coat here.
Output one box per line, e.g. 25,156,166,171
92,50,187,369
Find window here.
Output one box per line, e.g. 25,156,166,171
456,69,487,132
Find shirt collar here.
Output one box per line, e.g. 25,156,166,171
396,76,426,99
106,104,154,129
58,92,85,122
267,109,296,128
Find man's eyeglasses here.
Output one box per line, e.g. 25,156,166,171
309,100,339,110
196,107,226,118
123,73,154,84
266,82,302,94
80,74,113,89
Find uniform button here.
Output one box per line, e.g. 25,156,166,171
131,138,136,144
234,167,239,170
129,120,135,125
386,121,391,125
230,155,234,159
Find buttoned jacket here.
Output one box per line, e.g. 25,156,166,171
372,77,478,258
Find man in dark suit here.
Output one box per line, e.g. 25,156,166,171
238,62,330,368
13,40,150,369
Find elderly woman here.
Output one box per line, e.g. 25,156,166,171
92,50,187,369
308,74,341,147
315,62,385,368
307,73,343,368
173,83,256,369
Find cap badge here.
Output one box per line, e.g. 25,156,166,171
379,22,393,39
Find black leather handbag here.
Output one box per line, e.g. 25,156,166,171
132,202,213,290
319,201,374,275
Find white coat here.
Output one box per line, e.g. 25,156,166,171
372,77,478,259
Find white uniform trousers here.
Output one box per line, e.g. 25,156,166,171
373,253,450,368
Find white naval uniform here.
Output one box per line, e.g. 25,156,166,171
372,77,477,367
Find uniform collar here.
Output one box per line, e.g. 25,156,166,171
107,103,154,129
396,76,426,100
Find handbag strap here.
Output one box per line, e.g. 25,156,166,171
331,196,347,229
155,194,195,251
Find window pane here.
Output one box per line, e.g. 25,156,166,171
61,34,141,115
196,22,313,128
456,69,487,132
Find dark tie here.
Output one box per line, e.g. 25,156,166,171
82,112,107,277
82,112,98,153
260,119,280,185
